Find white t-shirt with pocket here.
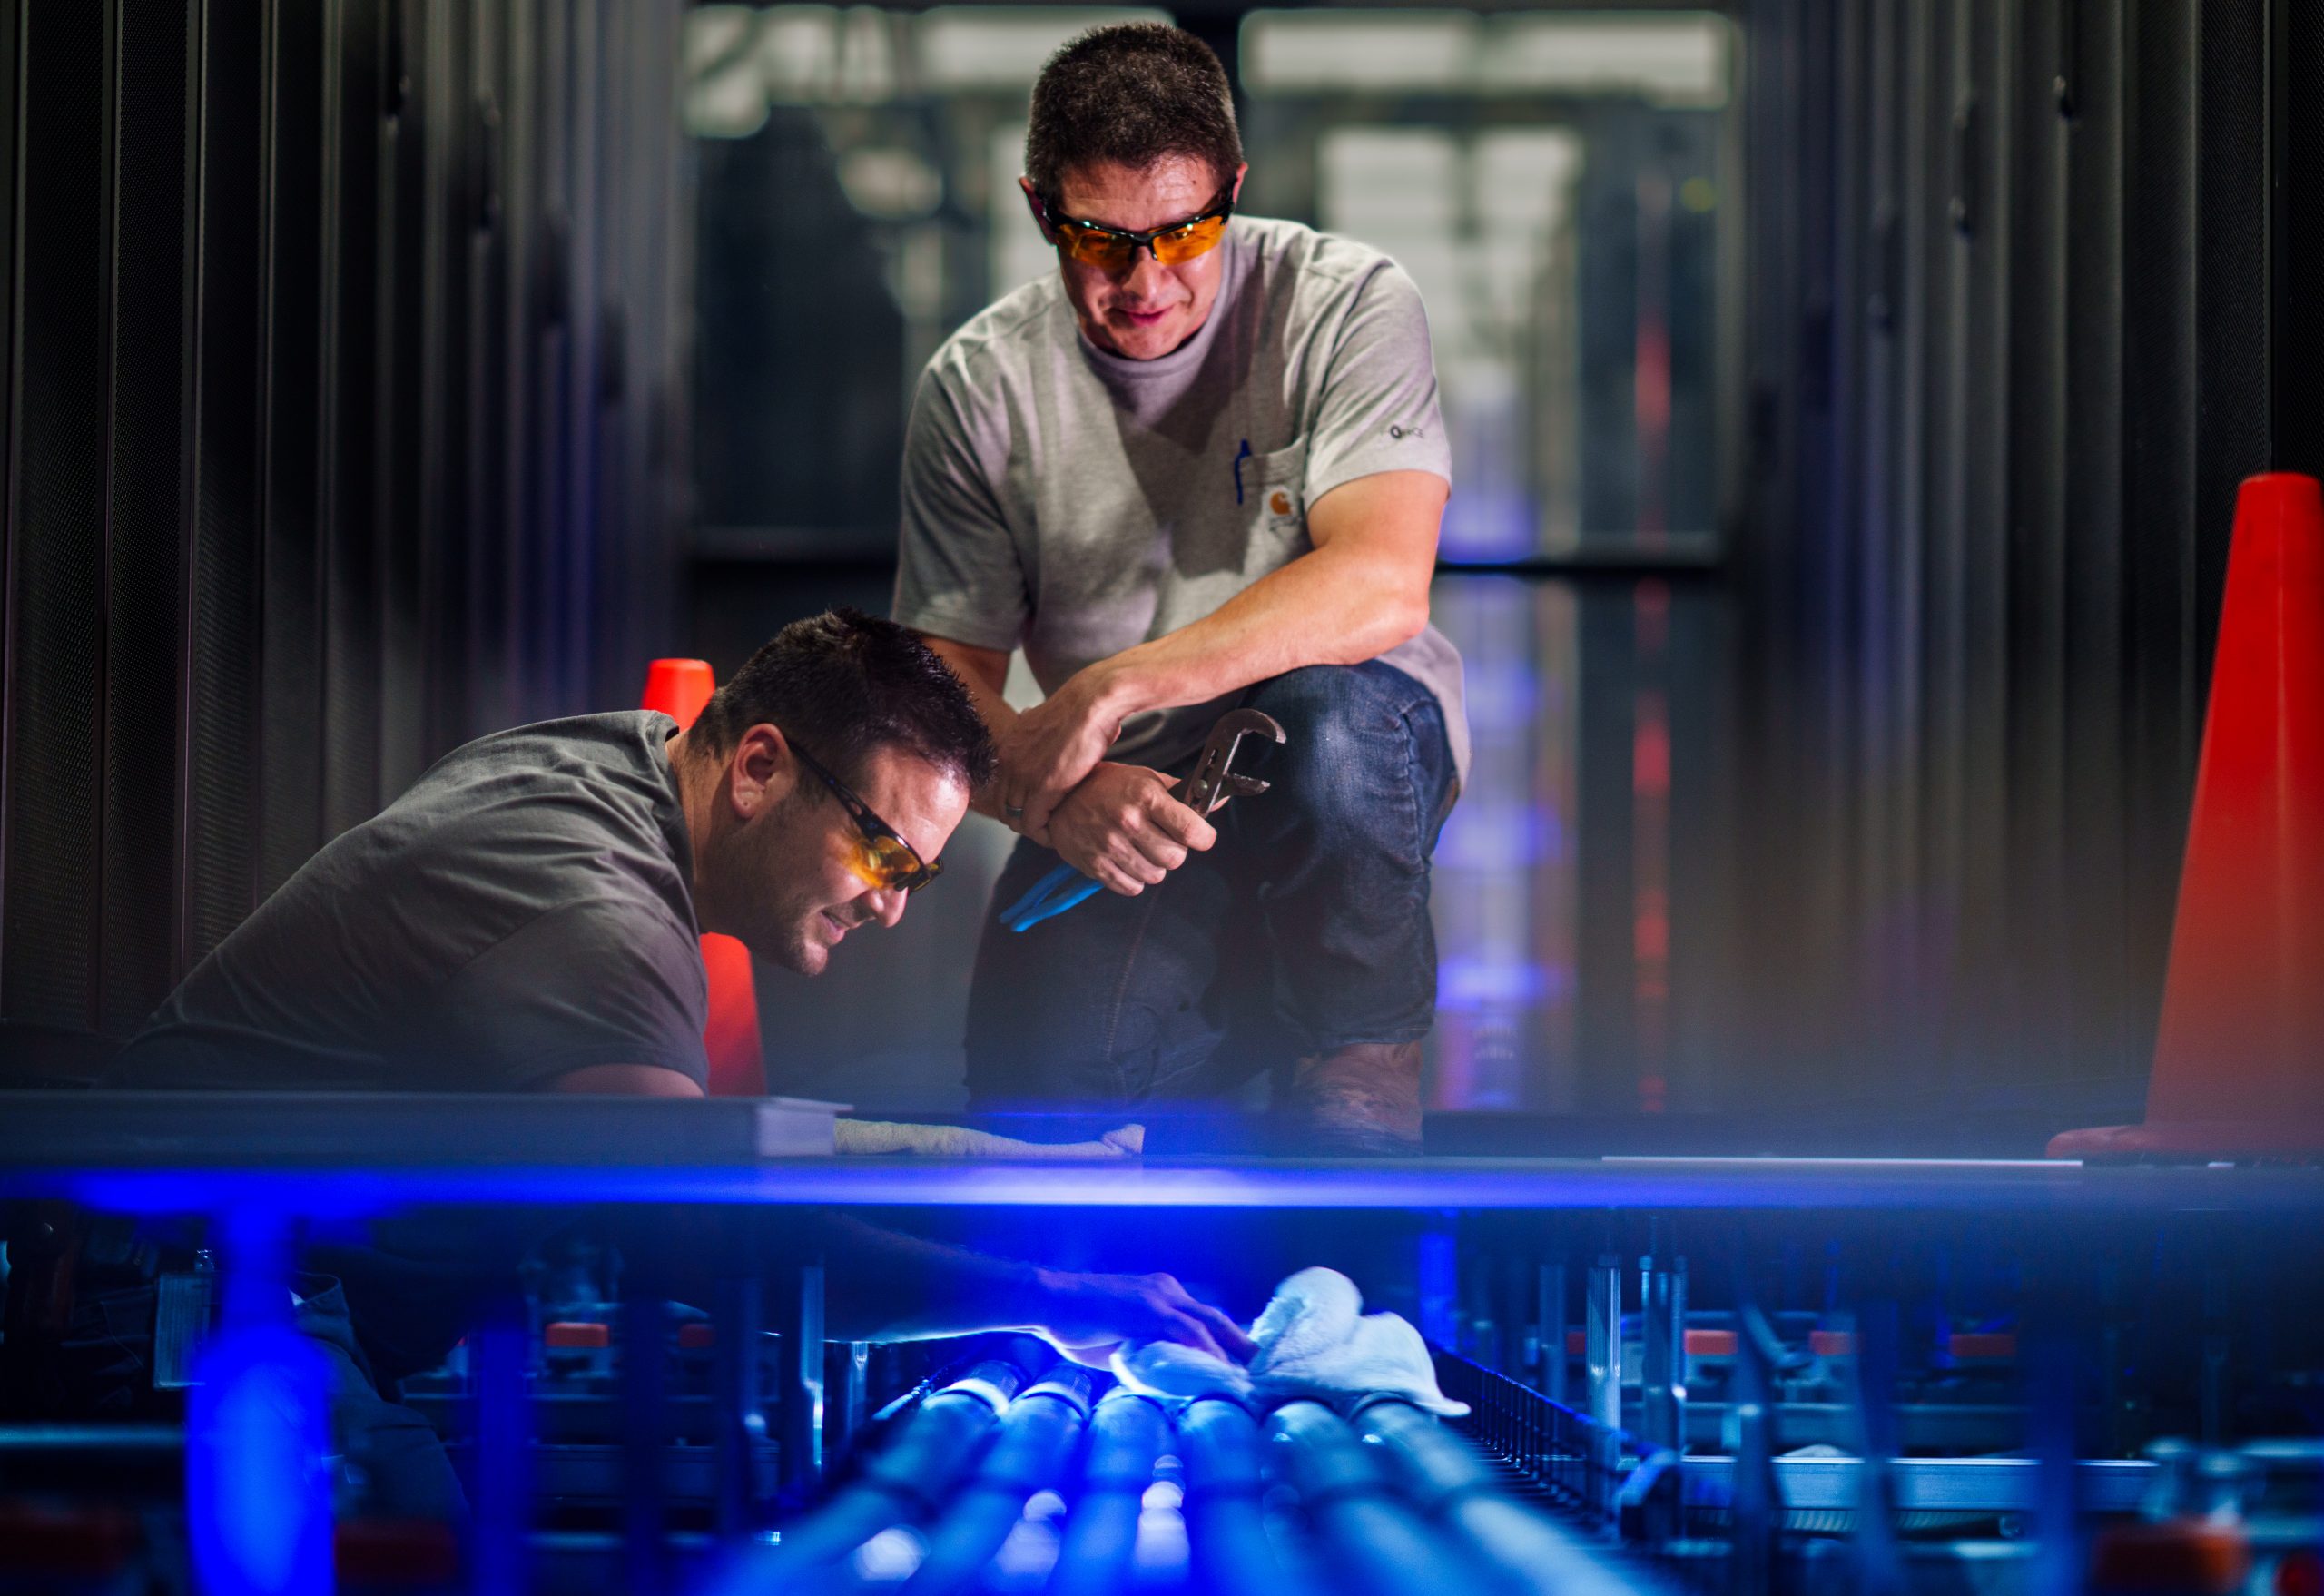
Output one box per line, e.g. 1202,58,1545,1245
893,215,1468,783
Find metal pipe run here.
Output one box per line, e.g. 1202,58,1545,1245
1049,1389,1170,1596
1265,1400,1497,1596
1587,1253,1625,1517
1180,1396,1299,1596
753,1357,1026,1576
1356,1400,1663,1596
897,1365,1093,1594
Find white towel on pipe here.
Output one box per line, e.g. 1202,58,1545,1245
1116,1266,1469,1415
833,1121,1144,1158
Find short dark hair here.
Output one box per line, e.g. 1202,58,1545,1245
690,608,995,793
1025,23,1242,203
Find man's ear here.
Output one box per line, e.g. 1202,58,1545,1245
724,724,791,821
1229,163,1247,205
1019,175,1050,238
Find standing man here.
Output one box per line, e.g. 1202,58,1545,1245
895,25,1466,1152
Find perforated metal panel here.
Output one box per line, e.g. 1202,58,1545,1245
321,0,384,840
4,0,112,1030
2057,0,2137,1077
0,0,692,1045
417,0,474,761
185,0,267,965
1998,0,2071,1079
99,0,192,1030
377,0,428,803
1728,0,2292,1116
2116,0,2202,1064
2287,0,2323,478
260,0,329,898
2193,0,2275,643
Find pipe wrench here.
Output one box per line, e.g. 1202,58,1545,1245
999,707,1287,933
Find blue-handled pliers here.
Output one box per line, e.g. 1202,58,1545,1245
999,707,1287,933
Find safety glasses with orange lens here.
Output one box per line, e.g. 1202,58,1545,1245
788,738,942,894
1038,190,1236,272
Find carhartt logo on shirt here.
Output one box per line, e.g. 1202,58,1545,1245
1269,490,1293,516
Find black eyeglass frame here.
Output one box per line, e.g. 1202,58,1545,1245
1033,186,1237,264
787,737,943,893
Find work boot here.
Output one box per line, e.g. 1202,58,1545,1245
1285,1040,1425,1156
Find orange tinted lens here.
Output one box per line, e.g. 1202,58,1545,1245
1150,214,1227,264
1055,222,1137,271
853,833,936,892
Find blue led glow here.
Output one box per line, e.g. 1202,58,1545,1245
61,1169,410,1220
1439,486,1538,561
1416,1229,1459,1347
1436,958,1574,1011
8,1158,2324,1216
186,1325,333,1596
1435,805,1564,871
1455,659,1541,729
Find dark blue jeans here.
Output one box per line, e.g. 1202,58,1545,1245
965,662,1457,1118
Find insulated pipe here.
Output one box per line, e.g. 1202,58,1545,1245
1587,1253,1625,1518
1179,1398,1300,1596
758,1359,1025,1574
714,1268,765,1537
835,1340,871,1462
901,1366,1094,1595
1538,1259,1570,1405
1640,1251,1686,1457
619,1290,666,1593
775,1258,827,1512
1638,1245,1687,1546
1355,1400,1659,1596
1265,1401,1501,1596
1048,1389,1169,1596
1728,1303,1780,1596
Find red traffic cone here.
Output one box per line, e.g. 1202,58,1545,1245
2050,474,2324,1159
642,659,766,1098
642,658,715,731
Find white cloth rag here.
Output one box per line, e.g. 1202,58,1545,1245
1115,1266,1469,1415
833,1120,1144,1158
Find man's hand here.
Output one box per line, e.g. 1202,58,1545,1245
1044,764,1216,896
1031,1267,1256,1370
994,670,1122,837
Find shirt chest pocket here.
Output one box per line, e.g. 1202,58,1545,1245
1235,438,1311,566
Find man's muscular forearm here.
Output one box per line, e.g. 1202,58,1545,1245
915,468,1444,851
815,1214,1252,1366
1000,469,1446,835
1068,514,1434,734
921,637,1022,823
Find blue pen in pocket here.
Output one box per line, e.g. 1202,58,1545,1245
1232,438,1252,505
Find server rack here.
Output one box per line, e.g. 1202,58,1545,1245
5,1096,2323,1591
0,0,693,1071
1726,0,2312,1119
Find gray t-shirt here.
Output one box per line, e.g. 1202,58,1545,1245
893,215,1470,781
115,711,710,1093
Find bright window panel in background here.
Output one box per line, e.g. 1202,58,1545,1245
1426,576,1580,1110
1317,126,1583,560
1244,10,1478,92
1480,14,1731,105
917,6,1169,90
991,123,1056,297
1245,8,1729,102
1249,7,1732,559
684,5,1164,133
